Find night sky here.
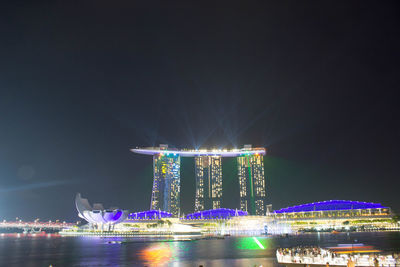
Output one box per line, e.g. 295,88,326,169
1,2,400,221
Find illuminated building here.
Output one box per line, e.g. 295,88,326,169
128,210,172,220
273,200,396,231
237,145,266,215
185,208,247,220
75,193,128,230
273,200,391,219
194,156,222,211
151,145,180,217
131,145,266,216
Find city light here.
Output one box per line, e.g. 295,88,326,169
132,146,266,157
194,155,222,211
185,208,247,220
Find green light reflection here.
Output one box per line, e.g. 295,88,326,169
236,237,271,250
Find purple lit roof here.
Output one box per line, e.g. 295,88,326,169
185,208,247,219
274,200,388,214
128,210,172,220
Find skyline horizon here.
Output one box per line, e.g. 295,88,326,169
1,151,397,222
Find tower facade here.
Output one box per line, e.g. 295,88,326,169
237,152,265,215
151,152,180,217
132,144,266,216
194,156,223,211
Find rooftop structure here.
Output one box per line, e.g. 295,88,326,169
131,146,266,157
274,200,388,214
185,208,248,220
272,200,392,225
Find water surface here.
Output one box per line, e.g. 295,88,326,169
1,232,399,266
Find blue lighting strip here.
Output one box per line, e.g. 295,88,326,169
128,210,173,220
185,208,248,220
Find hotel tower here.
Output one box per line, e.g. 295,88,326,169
150,145,180,217
194,156,223,211
237,145,266,215
132,144,266,216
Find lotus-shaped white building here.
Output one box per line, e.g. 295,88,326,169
75,193,128,229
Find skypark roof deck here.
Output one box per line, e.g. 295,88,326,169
131,145,266,157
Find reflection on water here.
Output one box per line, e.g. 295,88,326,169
0,232,399,266
137,242,193,265
235,237,273,250
138,243,173,265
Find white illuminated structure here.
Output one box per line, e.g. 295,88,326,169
75,193,128,230
132,146,265,157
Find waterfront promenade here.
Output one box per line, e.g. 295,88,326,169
0,220,74,230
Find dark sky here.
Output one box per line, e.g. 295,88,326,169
1,1,399,221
